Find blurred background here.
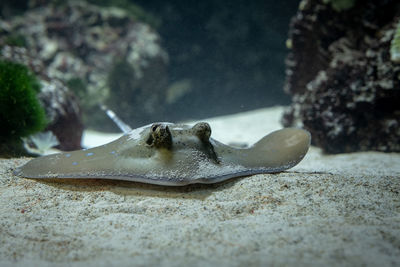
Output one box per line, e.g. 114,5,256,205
0,0,299,132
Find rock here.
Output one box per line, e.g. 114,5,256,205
282,0,400,153
38,79,83,151
0,1,168,131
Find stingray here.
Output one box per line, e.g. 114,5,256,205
14,122,311,186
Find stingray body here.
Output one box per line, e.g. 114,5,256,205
14,122,311,186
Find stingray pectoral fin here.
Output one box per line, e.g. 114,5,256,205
249,128,310,169
229,128,311,170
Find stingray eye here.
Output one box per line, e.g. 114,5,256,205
193,122,211,140
151,124,160,132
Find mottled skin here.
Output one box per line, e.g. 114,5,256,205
14,122,311,186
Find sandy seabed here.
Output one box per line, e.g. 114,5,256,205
1,106,399,267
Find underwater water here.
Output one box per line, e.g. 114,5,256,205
133,0,298,118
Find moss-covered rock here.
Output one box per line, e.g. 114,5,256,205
0,45,84,151
0,60,47,156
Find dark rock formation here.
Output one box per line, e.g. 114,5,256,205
282,0,400,153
